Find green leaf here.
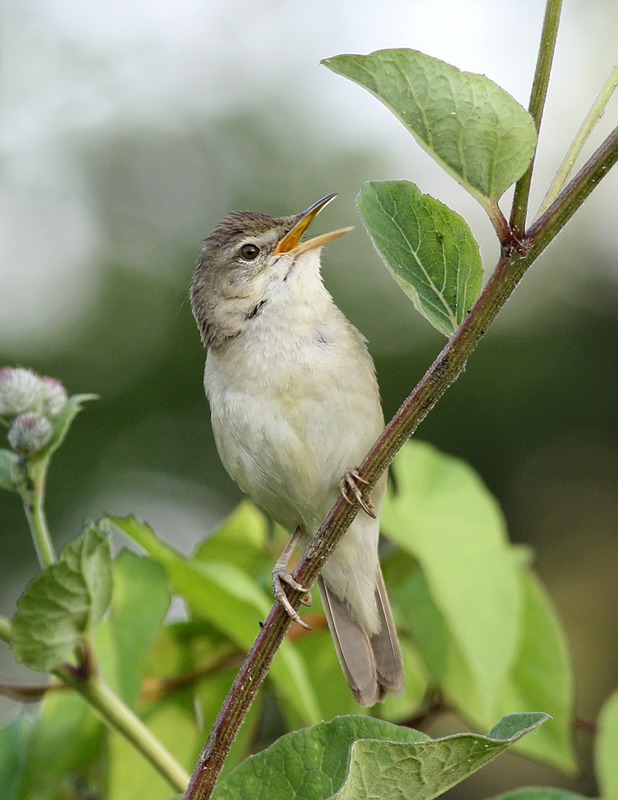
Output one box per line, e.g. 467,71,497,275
489,790,589,800
213,713,548,800
11,523,112,671
596,689,618,799
0,716,31,800
214,716,427,800
34,393,97,461
397,566,486,713
357,180,483,335
144,620,261,779
323,49,537,204
382,441,521,716
336,714,548,800
95,551,170,706
193,501,273,577
109,515,321,725
0,449,18,491
107,700,199,800
12,691,103,800
398,566,576,773
494,572,576,773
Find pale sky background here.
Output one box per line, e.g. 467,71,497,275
1,0,617,349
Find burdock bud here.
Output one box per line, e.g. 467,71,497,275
41,376,68,417
8,412,53,454
0,367,45,417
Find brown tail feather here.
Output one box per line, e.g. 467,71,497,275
318,572,404,707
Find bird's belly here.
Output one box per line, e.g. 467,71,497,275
206,351,382,531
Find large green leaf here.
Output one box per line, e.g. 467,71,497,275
397,566,488,714
214,716,427,800
109,515,321,725
596,689,618,799
381,441,521,715
213,713,548,800
494,573,576,772
193,501,274,578
107,699,198,800
489,791,588,800
0,716,31,800
335,714,548,800
397,564,575,773
13,691,103,800
11,523,112,671
357,180,483,335
95,551,170,706
323,49,536,205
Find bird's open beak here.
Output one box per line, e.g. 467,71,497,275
274,194,354,256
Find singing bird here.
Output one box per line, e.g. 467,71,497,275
191,194,404,705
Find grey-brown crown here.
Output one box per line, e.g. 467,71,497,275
191,210,297,349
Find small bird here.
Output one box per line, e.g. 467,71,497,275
191,194,404,705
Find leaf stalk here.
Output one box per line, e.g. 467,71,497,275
16,457,57,568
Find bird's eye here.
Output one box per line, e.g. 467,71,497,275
239,243,260,261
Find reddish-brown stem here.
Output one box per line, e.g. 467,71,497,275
0,681,64,702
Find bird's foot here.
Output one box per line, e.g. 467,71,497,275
340,468,377,518
272,567,313,630
272,526,312,630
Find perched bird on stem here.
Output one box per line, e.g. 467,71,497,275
191,194,404,706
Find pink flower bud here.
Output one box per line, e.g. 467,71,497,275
8,412,54,454
0,368,45,417
41,376,68,417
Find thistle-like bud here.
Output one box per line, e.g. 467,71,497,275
41,376,68,417
8,412,54,454
0,368,45,417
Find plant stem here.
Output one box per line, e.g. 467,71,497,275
528,125,618,247
486,200,524,250
18,457,57,568
536,63,618,218
59,670,190,793
0,681,56,702
510,0,563,237
8,450,189,792
0,616,12,644
184,123,618,800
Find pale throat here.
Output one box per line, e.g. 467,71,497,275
251,249,333,344
210,248,338,389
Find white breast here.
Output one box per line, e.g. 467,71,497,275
204,273,384,534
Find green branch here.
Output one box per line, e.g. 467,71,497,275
17,457,57,568
510,0,563,236
528,125,618,246
536,63,618,217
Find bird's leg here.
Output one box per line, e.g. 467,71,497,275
340,468,377,519
272,525,313,630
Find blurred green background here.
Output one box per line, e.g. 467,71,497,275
1,0,617,795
